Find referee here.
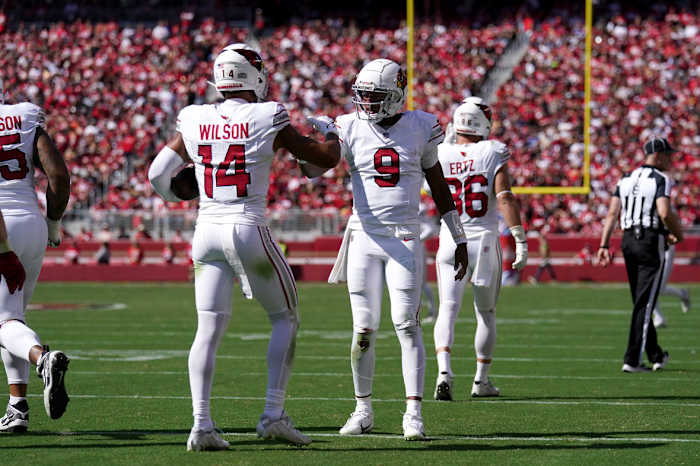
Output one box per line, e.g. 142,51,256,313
597,137,684,373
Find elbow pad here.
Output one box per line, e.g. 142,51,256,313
149,146,184,202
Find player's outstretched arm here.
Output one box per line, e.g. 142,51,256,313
597,196,621,267
424,161,468,280
494,164,527,270
34,127,70,247
274,124,340,174
0,210,26,294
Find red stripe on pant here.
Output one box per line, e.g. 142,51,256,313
257,226,292,310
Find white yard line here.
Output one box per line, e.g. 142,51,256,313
67,370,699,383
53,429,700,444
25,393,700,408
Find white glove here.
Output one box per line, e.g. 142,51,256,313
47,218,62,248
510,225,527,271
513,240,528,271
307,115,337,137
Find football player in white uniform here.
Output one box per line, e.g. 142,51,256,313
0,96,71,432
432,100,527,401
305,59,469,440
148,46,340,451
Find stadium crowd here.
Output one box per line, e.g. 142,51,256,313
1,6,697,235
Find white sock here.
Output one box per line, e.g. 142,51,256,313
475,360,491,382
396,323,425,398
356,396,372,413
266,312,298,404
474,307,496,381
406,399,421,417
192,400,214,431
351,332,377,398
437,350,452,376
188,311,230,430
9,395,26,406
263,389,285,420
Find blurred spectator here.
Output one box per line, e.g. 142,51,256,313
530,230,556,284
162,242,175,264
64,240,80,265
95,242,111,265
575,243,594,266
127,239,144,265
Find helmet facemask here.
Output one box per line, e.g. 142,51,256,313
351,59,407,121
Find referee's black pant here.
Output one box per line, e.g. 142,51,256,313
621,229,666,367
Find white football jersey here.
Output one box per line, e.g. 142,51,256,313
437,139,510,234
0,103,43,216
335,110,443,236
177,98,289,225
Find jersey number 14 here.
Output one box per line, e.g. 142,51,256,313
198,144,250,198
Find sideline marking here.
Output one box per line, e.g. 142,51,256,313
28,303,127,311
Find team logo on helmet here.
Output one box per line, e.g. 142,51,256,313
396,69,407,90
234,49,264,72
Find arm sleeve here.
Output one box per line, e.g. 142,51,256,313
334,117,350,160
492,141,511,174
272,103,290,130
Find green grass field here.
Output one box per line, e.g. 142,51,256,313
1,282,699,465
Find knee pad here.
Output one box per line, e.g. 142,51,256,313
351,330,376,359
394,319,419,336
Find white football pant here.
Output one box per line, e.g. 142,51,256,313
434,229,502,360
188,223,298,427
0,213,47,385
346,229,425,399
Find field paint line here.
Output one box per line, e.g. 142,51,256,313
68,370,700,383
24,393,700,408
64,351,700,364
51,429,700,443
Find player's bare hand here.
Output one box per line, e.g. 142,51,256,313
307,116,337,137
453,243,469,280
597,248,611,267
0,251,26,294
666,234,679,246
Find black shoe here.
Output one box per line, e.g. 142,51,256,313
0,401,29,433
37,350,70,419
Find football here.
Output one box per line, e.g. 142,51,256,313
170,165,199,200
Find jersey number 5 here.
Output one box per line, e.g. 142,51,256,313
445,174,488,217
198,144,250,198
0,134,29,181
373,148,399,187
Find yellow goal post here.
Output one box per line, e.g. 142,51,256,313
406,0,592,195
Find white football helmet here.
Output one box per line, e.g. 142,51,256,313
453,100,492,138
213,47,268,100
351,59,407,120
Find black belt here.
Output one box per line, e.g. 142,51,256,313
624,226,659,240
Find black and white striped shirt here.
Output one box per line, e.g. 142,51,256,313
614,165,670,230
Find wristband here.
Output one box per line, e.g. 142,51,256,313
442,210,467,245
0,239,9,253
599,245,609,249
510,225,526,243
